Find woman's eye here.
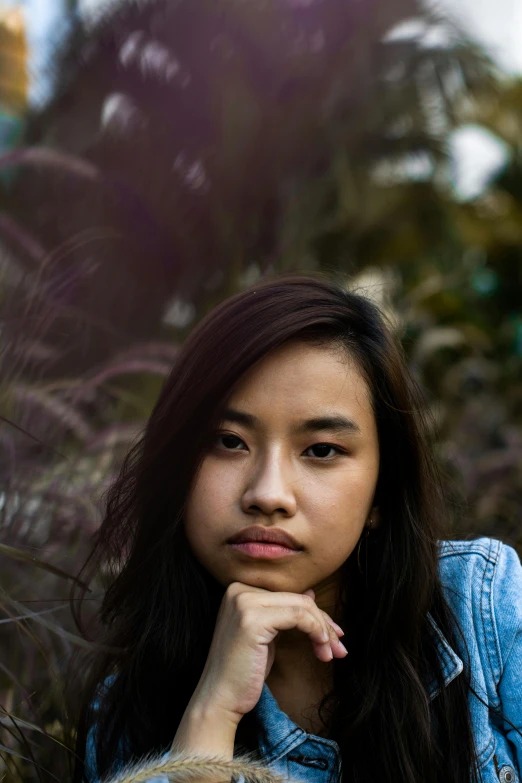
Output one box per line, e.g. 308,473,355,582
304,443,344,460
215,433,246,451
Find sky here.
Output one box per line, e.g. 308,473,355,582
2,0,522,199
432,0,522,75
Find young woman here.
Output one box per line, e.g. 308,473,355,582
72,273,522,783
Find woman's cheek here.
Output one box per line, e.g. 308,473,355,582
321,541,357,574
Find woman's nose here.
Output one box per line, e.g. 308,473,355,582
240,455,297,517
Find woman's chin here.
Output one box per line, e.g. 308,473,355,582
224,571,306,594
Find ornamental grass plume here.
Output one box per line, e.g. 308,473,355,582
102,751,292,783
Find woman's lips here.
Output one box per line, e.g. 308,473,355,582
229,541,301,559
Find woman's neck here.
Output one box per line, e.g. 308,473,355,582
264,573,342,735
266,637,334,736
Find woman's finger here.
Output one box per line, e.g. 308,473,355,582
322,613,345,637
231,585,346,658
260,605,347,662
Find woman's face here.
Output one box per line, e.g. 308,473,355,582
184,340,380,598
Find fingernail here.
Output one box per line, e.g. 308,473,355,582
338,641,348,655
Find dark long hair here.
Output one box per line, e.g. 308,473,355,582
70,272,482,783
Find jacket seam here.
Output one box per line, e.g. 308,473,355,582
481,539,493,681
263,726,303,762
500,625,521,672
476,733,496,770
483,539,502,687
493,542,521,676
439,540,498,561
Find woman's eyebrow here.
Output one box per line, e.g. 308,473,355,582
220,407,362,435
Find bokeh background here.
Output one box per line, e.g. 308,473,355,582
1,0,521,780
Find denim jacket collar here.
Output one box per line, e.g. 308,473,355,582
255,682,341,763
425,611,464,699
254,612,463,762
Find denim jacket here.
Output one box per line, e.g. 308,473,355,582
86,537,522,783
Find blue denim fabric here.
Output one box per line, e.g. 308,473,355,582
85,537,522,783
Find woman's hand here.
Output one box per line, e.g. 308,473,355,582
189,582,347,726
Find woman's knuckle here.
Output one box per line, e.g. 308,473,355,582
226,581,241,598
234,590,251,610
292,605,306,621
238,607,256,630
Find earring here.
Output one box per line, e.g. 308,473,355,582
356,516,372,574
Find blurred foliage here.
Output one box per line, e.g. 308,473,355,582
0,7,28,113
0,0,521,780
0,6,28,164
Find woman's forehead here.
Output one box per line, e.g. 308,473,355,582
223,345,375,433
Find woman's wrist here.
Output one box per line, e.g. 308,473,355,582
171,697,239,757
